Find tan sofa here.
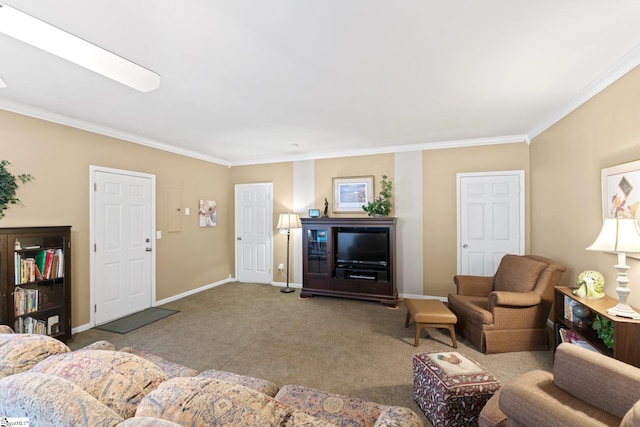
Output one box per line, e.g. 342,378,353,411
447,254,566,354
479,343,640,427
0,327,423,427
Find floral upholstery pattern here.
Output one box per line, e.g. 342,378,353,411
80,340,117,351
373,407,426,427
275,384,388,427
30,349,168,419
120,346,199,378
0,333,69,378
0,324,14,334
116,417,183,426
198,369,280,397
136,376,339,426
0,372,124,427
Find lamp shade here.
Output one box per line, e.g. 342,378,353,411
277,213,301,230
587,218,640,253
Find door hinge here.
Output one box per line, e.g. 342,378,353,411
94,243,97,252
94,304,97,313
94,183,97,191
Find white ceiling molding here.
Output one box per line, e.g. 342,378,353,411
0,99,231,166
528,42,640,140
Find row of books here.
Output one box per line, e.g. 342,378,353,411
14,287,39,316
14,248,64,284
14,314,59,336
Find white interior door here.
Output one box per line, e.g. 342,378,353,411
235,183,273,284
92,167,155,324
457,171,524,275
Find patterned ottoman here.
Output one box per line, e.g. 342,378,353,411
413,351,501,427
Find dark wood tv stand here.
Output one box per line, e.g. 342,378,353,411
301,217,397,306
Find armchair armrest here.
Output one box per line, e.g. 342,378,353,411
488,291,541,310
453,275,494,296
553,343,640,419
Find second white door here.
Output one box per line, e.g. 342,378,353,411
235,183,273,284
457,171,524,276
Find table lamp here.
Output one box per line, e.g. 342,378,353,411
586,217,640,319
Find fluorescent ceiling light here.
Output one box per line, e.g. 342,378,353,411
0,2,160,92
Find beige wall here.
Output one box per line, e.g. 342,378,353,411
423,143,531,297
0,110,232,328
531,65,640,307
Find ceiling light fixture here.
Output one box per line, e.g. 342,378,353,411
0,2,160,92
0,76,6,88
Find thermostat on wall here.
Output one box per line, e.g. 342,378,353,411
308,209,320,218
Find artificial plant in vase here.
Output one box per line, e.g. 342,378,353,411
0,160,33,219
362,174,392,217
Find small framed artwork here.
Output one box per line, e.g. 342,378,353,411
332,176,374,213
199,200,217,227
601,159,640,221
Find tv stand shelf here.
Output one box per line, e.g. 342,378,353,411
301,217,397,306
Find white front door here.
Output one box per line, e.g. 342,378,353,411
457,171,524,276
235,183,273,284
91,167,155,324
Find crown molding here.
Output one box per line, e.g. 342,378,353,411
528,42,640,140
0,98,231,166
229,134,530,166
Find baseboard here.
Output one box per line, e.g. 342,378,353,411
271,281,302,289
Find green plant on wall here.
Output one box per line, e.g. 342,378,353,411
592,314,614,349
0,160,33,219
362,174,393,217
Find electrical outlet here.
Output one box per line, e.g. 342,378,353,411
278,264,284,270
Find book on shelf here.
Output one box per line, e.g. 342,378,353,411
558,327,599,353
47,315,60,335
13,287,39,315
563,295,580,322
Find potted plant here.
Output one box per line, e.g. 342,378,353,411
0,160,33,219
592,314,614,349
362,174,392,217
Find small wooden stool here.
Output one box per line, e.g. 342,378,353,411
405,299,457,348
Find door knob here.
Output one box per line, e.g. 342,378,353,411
145,247,152,252
463,244,468,248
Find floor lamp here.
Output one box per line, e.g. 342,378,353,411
277,213,301,294
587,217,640,319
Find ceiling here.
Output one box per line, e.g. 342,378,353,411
2,1,640,166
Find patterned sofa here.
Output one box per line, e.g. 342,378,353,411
0,326,423,427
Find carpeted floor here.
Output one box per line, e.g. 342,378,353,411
69,282,554,426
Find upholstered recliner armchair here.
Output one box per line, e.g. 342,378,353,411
447,254,566,354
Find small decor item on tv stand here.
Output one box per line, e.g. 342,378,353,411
362,175,392,217
322,198,329,218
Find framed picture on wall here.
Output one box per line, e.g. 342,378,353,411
332,176,374,213
601,159,640,221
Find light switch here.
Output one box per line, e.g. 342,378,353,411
185,207,190,215
156,230,162,239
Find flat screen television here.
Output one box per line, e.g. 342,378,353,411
335,229,388,267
